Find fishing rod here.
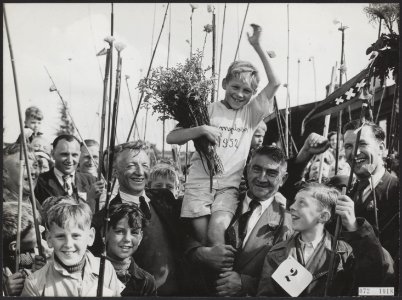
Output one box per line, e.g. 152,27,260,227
16,144,24,271
4,4,43,258
162,4,172,158
216,3,227,102
318,63,337,183
126,3,170,142
98,44,112,185
233,3,250,61
106,3,114,172
211,5,216,103
324,98,369,296
97,41,125,297
285,3,290,158
44,66,101,173
124,75,140,139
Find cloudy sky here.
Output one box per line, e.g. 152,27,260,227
3,3,382,151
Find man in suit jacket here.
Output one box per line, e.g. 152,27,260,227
343,120,399,259
213,145,293,296
34,135,104,212
91,140,189,296
184,133,330,296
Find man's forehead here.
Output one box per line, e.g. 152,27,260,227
345,126,376,142
251,154,281,169
119,148,149,162
55,139,81,150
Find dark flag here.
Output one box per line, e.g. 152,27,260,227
301,68,370,135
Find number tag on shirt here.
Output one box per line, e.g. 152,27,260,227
272,256,313,297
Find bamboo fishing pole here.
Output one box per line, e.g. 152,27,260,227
233,3,250,61
216,3,227,102
45,66,100,173
163,4,172,158
15,145,24,271
3,4,43,258
324,99,369,296
106,3,114,174
125,75,140,139
285,3,290,158
97,44,125,297
211,6,216,103
98,48,111,184
126,3,170,142
318,63,337,183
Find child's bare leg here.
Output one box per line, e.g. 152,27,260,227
207,211,233,246
191,216,209,245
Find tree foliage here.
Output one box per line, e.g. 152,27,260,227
56,102,75,136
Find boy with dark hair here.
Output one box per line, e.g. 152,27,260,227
100,202,156,296
21,200,124,296
257,183,394,296
3,202,45,296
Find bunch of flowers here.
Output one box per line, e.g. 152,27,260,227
138,50,223,185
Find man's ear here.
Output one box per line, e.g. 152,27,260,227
87,227,96,247
51,149,55,160
280,172,289,187
379,141,386,157
9,241,17,252
319,211,331,224
222,78,227,90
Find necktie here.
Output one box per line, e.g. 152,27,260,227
356,179,370,204
62,175,73,196
238,200,260,243
139,196,151,220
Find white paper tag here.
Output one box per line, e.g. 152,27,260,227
272,256,313,297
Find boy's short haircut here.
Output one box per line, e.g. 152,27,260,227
343,120,385,142
3,202,36,251
46,198,92,230
251,145,287,168
42,196,81,226
108,203,146,231
52,134,81,150
25,106,43,121
225,60,260,92
299,182,339,220
149,163,180,186
256,121,267,133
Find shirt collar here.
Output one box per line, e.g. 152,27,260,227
54,168,75,185
243,193,274,214
370,166,385,189
298,232,324,249
119,190,150,206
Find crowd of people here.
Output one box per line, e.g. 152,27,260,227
2,24,399,297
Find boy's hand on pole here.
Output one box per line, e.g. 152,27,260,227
336,194,358,231
32,255,46,272
247,23,262,48
5,271,25,296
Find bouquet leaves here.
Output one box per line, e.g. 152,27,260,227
138,50,224,187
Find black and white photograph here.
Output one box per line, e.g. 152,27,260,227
2,2,399,297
